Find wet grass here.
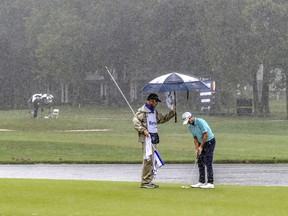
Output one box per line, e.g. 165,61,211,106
0,104,287,163
0,179,287,216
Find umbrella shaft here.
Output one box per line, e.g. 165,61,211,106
174,91,177,123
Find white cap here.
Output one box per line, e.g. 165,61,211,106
182,112,192,125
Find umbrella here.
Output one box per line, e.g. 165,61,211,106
29,94,42,103
140,72,210,122
140,72,209,93
41,94,54,104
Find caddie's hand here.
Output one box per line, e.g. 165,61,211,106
143,129,150,137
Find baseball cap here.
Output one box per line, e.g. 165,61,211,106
147,93,161,102
182,112,192,125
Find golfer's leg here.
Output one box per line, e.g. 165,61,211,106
197,154,206,183
34,108,38,118
204,139,216,184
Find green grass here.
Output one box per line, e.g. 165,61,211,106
0,104,288,163
0,179,287,216
0,103,287,215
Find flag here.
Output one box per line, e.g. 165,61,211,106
154,149,165,169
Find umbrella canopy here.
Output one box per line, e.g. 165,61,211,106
41,94,54,103
29,94,42,103
140,72,210,123
140,72,209,93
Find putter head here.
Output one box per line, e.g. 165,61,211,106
181,185,189,189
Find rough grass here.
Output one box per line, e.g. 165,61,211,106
0,179,287,216
0,104,287,163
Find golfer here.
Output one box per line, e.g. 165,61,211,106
182,112,216,189
133,93,176,189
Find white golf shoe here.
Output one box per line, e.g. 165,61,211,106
191,182,205,188
200,183,215,189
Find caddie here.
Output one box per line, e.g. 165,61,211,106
133,93,176,189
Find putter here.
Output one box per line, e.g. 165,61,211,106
181,157,198,189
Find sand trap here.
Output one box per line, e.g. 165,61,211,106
64,129,112,132
0,129,13,132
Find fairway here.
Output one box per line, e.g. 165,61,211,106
0,105,288,164
0,179,287,216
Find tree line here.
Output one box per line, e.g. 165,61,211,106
0,0,287,118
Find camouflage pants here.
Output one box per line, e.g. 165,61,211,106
140,142,156,185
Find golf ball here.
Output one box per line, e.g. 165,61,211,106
181,186,189,189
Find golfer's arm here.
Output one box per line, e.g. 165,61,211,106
193,137,199,151
200,132,208,148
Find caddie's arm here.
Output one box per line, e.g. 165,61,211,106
133,112,145,132
157,109,176,124
143,129,149,137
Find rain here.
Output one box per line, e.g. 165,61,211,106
0,0,287,112
0,0,287,200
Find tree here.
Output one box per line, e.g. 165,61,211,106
0,0,33,108
196,0,252,112
26,0,90,104
243,0,288,116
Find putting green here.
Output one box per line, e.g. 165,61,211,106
0,179,287,216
